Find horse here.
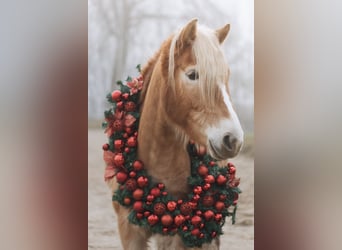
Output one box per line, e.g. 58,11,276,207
108,19,244,250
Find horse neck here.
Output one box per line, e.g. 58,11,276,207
138,61,190,199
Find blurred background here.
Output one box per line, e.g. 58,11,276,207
88,0,254,134
88,1,254,249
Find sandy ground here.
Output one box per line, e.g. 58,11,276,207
89,129,254,249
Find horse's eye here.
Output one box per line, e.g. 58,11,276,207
187,71,199,81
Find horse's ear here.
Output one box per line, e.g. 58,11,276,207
178,18,198,48
216,24,230,44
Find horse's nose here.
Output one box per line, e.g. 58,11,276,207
222,133,242,154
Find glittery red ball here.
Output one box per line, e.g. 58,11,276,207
102,143,109,151
215,201,225,211
202,195,214,207
116,172,128,184
150,187,161,197
125,127,132,134
211,231,217,238
133,160,144,171
198,165,209,176
204,210,214,220
125,101,136,112
205,175,215,184
182,226,188,231
180,202,193,215
114,153,125,166
147,214,159,225
191,228,200,236
199,233,204,238
162,227,168,233
161,214,173,226
153,202,166,215
191,215,202,226
146,195,154,202
216,175,227,185
137,176,148,188
111,90,121,101
113,120,123,131
219,194,227,201
174,215,185,226
116,101,124,110
229,165,236,174
133,188,144,200
136,213,143,219
157,183,165,190
129,171,136,178
127,136,137,147
122,93,129,100
167,201,177,212
203,183,211,191
123,197,131,205
144,211,150,217
125,178,137,191
114,140,123,150
133,201,144,212
215,213,222,222
193,186,202,195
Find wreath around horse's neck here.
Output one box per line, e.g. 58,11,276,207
102,68,241,248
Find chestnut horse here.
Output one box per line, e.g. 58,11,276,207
109,19,244,250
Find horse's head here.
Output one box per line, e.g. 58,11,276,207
164,19,244,160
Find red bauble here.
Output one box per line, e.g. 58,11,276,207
136,213,143,219
198,165,209,176
167,201,177,212
133,160,144,171
209,161,216,167
200,223,204,229
191,215,202,226
116,172,128,184
204,210,214,220
137,176,148,188
147,214,159,225
174,215,185,226
162,227,168,233
133,188,144,200
123,197,131,205
196,210,202,216
144,211,151,217
202,195,214,207
199,233,204,238
177,199,183,205
125,127,132,134
157,183,165,190
113,120,123,131
191,228,200,236
219,194,227,201
215,213,222,222
114,153,125,166
229,165,236,174
125,178,137,191
125,101,136,112
193,194,200,202
102,143,109,151
124,147,130,153
122,93,129,100
162,191,168,196
216,175,227,185
161,214,173,226
211,231,217,238
114,140,123,150
203,183,211,191
193,186,202,195
180,202,192,215
127,136,137,147
111,90,121,101
146,195,154,202
116,101,124,110
150,187,161,197
129,171,136,178
205,175,215,184
133,201,144,212
215,201,225,211
182,226,188,231
153,202,166,215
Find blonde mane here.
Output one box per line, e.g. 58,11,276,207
168,25,228,107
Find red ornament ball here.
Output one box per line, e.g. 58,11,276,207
136,213,143,219
204,210,214,220
215,213,222,222
137,176,148,188
162,227,168,233
116,101,124,110
111,90,121,101
174,214,185,226
133,188,144,200
219,194,227,201
123,197,131,205
133,201,144,212
204,175,215,184
113,120,123,131
203,183,211,191
116,172,128,184
125,101,136,112
157,183,165,190
191,228,200,236
122,93,129,100
182,226,188,231
153,202,166,215
144,211,151,217
133,160,144,171
180,202,192,215
127,136,137,147
193,186,202,195
216,174,227,185
202,195,214,207
146,195,154,202
114,140,123,150
125,178,137,191
191,215,202,226
167,201,177,212
129,171,136,178
198,165,209,176
161,214,173,226
147,214,159,225
199,233,204,238
150,187,161,197
114,153,125,166
229,165,236,174
211,231,217,238
215,201,225,211
102,143,109,151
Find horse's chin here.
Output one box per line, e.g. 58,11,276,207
208,140,238,161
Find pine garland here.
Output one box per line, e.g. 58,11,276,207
102,68,241,248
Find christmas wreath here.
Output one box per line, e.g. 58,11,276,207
102,66,241,248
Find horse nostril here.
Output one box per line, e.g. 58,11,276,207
223,134,233,150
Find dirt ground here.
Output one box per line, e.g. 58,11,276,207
88,129,254,249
